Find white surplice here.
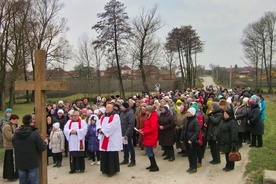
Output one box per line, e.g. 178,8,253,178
97,114,123,151
64,118,87,151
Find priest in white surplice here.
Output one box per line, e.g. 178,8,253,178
97,104,122,177
64,110,87,174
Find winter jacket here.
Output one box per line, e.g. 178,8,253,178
234,104,248,132
158,111,176,146
12,125,47,170
247,104,264,135
49,128,65,153
218,117,238,153
2,121,15,149
142,111,159,147
53,115,67,131
86,123,99,152
206,110,223,141
260,99,266,121
182,116,200,144
120,107,135,137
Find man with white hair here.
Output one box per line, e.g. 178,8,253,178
64,111,87,174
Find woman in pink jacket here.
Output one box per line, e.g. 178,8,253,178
139,105,159,172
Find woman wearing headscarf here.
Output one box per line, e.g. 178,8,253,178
218,107,238,171
247,95,264,147
234,98,248,148
158,105,176,162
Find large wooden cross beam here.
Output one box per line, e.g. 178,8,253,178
15,50,68,184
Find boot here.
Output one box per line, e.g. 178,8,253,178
161,149,167,157
168,149,175,162
146,157,153,170
53,161,59,167
163,148,170,160
57,161,62,167
149,157,159,172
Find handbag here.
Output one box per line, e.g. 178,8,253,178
229,148,242,162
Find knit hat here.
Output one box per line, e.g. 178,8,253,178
94,109,99,115
87,109,93,115
81,108,87,114
68,109,74,115
211,102,220,112
99,107,106,114
58,100,64,105
224,107,234,118
53,122,60,129
57,109,64,114
187,107,196,116
243,97,249,104
5,108,12,113
190,103,198,111
121,102,129,109
249,98,257,106
163,106,169,111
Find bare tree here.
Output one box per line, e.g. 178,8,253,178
242,11,276,93
92,0,132,99
166,25,204,88
131,5,164,94
0,0,12,109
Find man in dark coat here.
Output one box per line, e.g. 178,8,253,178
12,114,48,184
119,102,136,167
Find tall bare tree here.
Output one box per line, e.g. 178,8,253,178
92,0,132,99
166,25,204,88
242,11,276,93
131,5,164,94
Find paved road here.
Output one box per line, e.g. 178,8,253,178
201,76,217,87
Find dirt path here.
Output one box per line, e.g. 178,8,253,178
0,145,249,184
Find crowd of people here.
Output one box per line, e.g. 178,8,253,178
0,86,266,182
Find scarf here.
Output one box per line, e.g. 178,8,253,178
100,114,114,150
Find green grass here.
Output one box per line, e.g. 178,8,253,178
245,94,276,183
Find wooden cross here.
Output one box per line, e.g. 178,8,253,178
15,50,68,184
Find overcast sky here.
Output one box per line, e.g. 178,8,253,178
59,0,276,70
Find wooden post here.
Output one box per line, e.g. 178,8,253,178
15,50,68,184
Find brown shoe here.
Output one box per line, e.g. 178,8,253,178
197,163,202,168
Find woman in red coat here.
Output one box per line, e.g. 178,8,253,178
139,105,159,172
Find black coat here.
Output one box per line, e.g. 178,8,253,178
53,115,67,131
12,125,47,170
181,116,200,143
247,104,264,135
206,110,223,141
218,117,238,153
158,111,176,146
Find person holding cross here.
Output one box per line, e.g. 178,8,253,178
12,114,48,184
64,110,87,174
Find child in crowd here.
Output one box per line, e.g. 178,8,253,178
49,122,65,167
86,115,100,165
